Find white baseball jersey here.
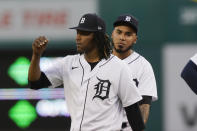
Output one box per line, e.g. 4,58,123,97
190,53,197,65
42,54,142,131
122,51,158,131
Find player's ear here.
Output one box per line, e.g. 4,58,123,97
111,31,114,39
134,35,137,44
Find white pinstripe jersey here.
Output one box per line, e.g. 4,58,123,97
191,53,197,65
42,54,142,131
124,52,158,101
122,51,158,131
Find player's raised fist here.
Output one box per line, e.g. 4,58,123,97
32,36,48,56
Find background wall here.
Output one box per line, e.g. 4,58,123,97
0,0,197,131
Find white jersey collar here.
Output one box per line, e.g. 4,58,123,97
79,54,115,68
79,54,115,81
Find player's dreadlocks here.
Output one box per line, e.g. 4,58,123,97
93,32,111,60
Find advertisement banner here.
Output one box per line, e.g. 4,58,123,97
0,0,98,41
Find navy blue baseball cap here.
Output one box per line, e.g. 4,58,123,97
69,13,106,33
113,14,138,33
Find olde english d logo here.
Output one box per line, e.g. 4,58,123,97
93,77,111,100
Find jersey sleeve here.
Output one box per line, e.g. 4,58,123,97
118,64,142,107
181,60,197,94
41,57,65,88
190,53,197,65
138,60,158,101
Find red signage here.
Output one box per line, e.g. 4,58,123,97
0,11,12,28
23,10,67,27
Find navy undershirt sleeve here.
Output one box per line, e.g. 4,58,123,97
124,103,145,131
139,96,152,105
181,60,197,95
29,72,52,89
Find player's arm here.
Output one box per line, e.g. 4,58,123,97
124,102,145,131
137,60,157,124
28,36,51,89
139,96,152,124
181,60,197,94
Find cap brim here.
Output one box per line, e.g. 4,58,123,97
69,26,97,32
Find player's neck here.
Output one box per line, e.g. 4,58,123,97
84,48,100,63
113,49,133,60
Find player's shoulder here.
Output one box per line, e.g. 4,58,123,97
133,52,152,66
62,54,80,62
190,53,197,65
125,52,154,71
191,53,197,58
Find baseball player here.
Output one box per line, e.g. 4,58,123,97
111,14,158,130
181,53,197,95
28,13,145,131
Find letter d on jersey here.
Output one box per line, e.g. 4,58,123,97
93,77,111,100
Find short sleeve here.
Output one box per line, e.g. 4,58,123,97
118,64,142,107
138,60,158,101
42,57,65,88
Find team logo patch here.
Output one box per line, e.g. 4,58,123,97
93,77,111,100
98,26,102,30
80,18,85,24
125,16,131,22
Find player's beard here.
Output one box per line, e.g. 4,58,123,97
112,42,133,53
76,47,84,54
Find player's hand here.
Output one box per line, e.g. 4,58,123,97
32,36,48,56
